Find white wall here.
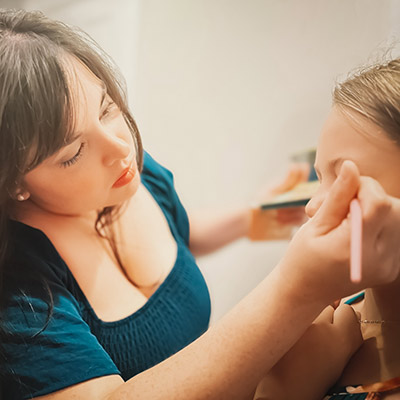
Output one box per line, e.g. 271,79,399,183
13,0,141,97
8,0,400,322
132,0,400,323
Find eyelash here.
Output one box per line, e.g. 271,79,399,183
61,142,86,168
60,100,118,168
101,100,117,119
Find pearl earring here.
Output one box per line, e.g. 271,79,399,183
16,191,30,201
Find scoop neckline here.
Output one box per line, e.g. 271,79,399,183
74,243,182,327
81,179,182,326
10,177,183,327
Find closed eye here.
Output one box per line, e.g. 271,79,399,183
61,142,86,168
101,99,119,120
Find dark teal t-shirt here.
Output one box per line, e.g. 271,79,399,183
0,152,211,399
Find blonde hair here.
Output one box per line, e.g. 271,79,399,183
333,58,400,144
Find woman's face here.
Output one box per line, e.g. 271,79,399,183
306,106,400,218
19,58,140,217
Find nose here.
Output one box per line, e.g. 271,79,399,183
100,128,132,167
305,189,326,218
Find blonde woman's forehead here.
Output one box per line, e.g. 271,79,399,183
315,107,400,194
319,108,393,156
333,106,398,150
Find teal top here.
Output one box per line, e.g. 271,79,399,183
0,152,211,399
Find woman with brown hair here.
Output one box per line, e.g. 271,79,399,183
0,9,399,400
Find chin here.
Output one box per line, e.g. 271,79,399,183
106,174,141,207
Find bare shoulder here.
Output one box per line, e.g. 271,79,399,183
34,375,123,400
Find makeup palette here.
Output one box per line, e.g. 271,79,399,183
260,180,320,210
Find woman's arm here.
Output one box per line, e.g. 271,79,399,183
188,164,309,256
37,261,334,400
188,206,250,255
36,161,400,400
254,305,362,400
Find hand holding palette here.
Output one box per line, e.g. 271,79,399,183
260,180,320,210
260,181,363,283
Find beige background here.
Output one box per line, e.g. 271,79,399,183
5,0,400,322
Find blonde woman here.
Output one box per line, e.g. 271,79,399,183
255,59,400,400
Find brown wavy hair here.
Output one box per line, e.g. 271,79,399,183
0,9,143,314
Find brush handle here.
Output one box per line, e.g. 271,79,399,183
350,198,362,283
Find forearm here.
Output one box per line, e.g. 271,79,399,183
109,160,400,400
254,305,361,400
109,264,328,400
188,207,250,256
188,206,305,256
187,162,310,257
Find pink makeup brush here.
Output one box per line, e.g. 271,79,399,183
350,198,362,283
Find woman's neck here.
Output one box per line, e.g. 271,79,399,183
362,279,400,323
361,278,400,326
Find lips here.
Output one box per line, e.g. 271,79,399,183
112,164,136,188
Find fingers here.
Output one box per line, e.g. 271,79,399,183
248,208,293,240
353,176,398,284
330,299,341,309
269,163,310,196
314,305,334,324
314,305,362,353
363,193,400,284
276,207,306,225
313,304,360,328
357,176,391,238
332,304,363,352
377,196,400,254
333,303,359,326
312,160,360,234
